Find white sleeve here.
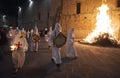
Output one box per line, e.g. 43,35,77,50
21,38,28,52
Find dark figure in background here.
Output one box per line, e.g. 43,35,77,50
0,28,9,60
40,30,44,37
44,28,48,35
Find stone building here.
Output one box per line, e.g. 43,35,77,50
18,0,38,29
19,0,61,31
60,0,120,40
21,0,120,40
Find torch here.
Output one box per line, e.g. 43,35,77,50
10,41,22,51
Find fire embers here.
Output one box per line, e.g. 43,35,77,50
92,33,119,47
81,3,120,47
79,33,119,47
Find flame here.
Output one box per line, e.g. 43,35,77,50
84,4,116,43
10,45,18,51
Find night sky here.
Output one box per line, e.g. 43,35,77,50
0,0,28,17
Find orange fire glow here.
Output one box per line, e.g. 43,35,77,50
84,3,116,43
10,45,18,51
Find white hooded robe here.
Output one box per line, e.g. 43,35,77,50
12,31,28,69
66,28,77,57
34,26,40,52
30,29,34,51
48,26,52,47
50,23,62,64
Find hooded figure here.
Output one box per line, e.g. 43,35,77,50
50,23,62,68
30,26,40,52
66,28,77,58
11,31,28,72
8,28,16,45
30,29,34,37
8,28,15,39
27,30,30,39
48,26,52,48
30,29,34,51
34,26,40,52
21,28,27,38
21,28,26,34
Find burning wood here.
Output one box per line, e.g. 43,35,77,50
80,2,120,47
91,33,118,47
79,33,119,47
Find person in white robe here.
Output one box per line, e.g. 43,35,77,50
30,29,34,51
47,26,52,48
66,28,77,58
15,27,20,35
34,26,40,52
26,30,30,50
8,28,15,38
11,31,28,72
27,30,30,39
8,28,16,43
21,28,27,36
50,23,62,68
30,26,40,52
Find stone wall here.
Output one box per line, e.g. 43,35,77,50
38,0,61,30
49,0,61,28
19,0,38,30
60,0,120,40
20,0,120,40
21,0,61,31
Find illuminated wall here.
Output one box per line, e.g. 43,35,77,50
60,0,120,39
20,0,120,39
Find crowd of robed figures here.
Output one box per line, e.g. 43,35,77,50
7,23,78,72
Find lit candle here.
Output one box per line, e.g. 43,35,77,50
10,45,17,51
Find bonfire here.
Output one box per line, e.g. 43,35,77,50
80,1,119,47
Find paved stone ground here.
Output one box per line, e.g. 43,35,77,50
0,38,120,78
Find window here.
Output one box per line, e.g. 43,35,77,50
117,0,120,7
76,3,81,14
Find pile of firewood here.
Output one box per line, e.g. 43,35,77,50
92,33,118,47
